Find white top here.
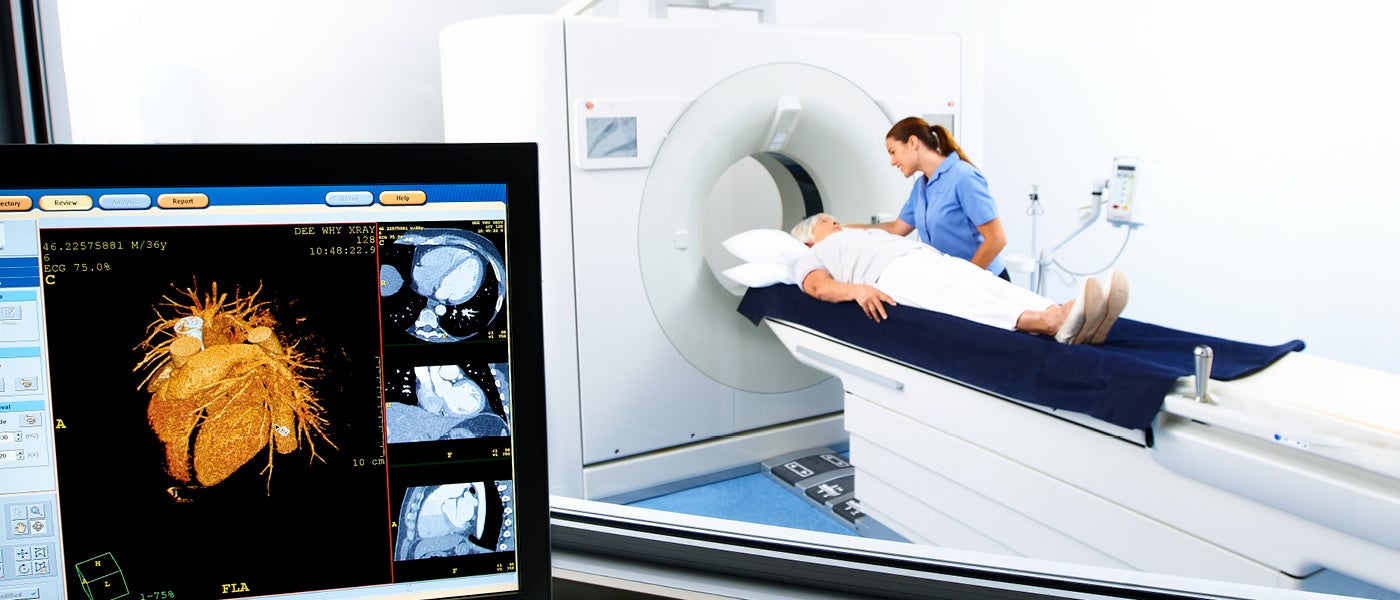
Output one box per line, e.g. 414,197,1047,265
792,229,923,287
1163,351,1400,480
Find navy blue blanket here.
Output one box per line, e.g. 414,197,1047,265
737,284,1305,431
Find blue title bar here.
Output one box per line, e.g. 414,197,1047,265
0,183,507,209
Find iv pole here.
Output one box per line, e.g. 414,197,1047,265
1025,184,1043,293
1032,179,1109,296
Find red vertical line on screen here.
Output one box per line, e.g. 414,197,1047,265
374,221,397,581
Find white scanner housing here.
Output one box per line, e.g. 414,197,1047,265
441,15,980,498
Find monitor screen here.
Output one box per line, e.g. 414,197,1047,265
0,143,549,600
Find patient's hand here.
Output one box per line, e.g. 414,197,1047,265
802,270,896,321
851,285,896,322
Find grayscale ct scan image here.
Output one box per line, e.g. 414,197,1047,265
395,481,516,560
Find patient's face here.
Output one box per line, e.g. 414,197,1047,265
810,216,841,245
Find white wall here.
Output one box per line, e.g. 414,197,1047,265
775,0,1400,374
44,0,1400,375
44,0,563,143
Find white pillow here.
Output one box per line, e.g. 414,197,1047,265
722,262,795,288
722,229,808,266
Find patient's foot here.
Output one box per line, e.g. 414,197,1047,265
1073,278,1109,344
1055,277,1103,344
1085,269,1129,345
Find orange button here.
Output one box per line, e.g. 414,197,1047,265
0,196,33,211
379,190,426,206
38,195,93,211
157,193,210,209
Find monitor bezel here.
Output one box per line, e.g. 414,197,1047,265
0,141,551,600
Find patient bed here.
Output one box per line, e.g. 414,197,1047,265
738,284,1400,592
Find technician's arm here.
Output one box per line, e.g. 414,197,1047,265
847,218,915,237
800,269,896,322
970,217,1007,270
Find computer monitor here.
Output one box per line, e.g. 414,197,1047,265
0,143,550,599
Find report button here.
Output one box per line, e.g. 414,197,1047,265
157,193,210,209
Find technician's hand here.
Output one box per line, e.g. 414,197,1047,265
851,285,896,322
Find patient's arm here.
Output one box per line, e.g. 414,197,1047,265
847,218,914,237
800,269,897,322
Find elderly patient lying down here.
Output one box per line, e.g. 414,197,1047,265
789,213,1127,345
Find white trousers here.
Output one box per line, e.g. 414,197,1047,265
873,247,1055,331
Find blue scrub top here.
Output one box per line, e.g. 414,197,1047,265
898,152,1005,275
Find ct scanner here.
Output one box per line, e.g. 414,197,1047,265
440,14,1400,596
440,15,973,499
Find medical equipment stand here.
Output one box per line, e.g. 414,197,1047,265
1028,158,1146,296
1033,179,1108,295
1024,185,1044,293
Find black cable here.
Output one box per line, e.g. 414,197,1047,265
2,0,47,143
0,1,22,142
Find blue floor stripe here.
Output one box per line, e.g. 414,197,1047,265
627,471,858,537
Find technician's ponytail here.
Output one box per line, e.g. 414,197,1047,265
887,117,977,169
930,123,976,169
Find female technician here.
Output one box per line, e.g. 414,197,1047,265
858,116,1011,281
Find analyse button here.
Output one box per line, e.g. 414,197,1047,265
98,194,153,210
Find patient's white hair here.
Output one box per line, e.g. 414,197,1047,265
790,213,832,244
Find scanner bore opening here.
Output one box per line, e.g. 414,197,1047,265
704,152,822,296
637,61,907,395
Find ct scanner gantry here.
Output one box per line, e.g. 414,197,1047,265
440,14,980,499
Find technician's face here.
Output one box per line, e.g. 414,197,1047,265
809,215,841,246
887,136,917,178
